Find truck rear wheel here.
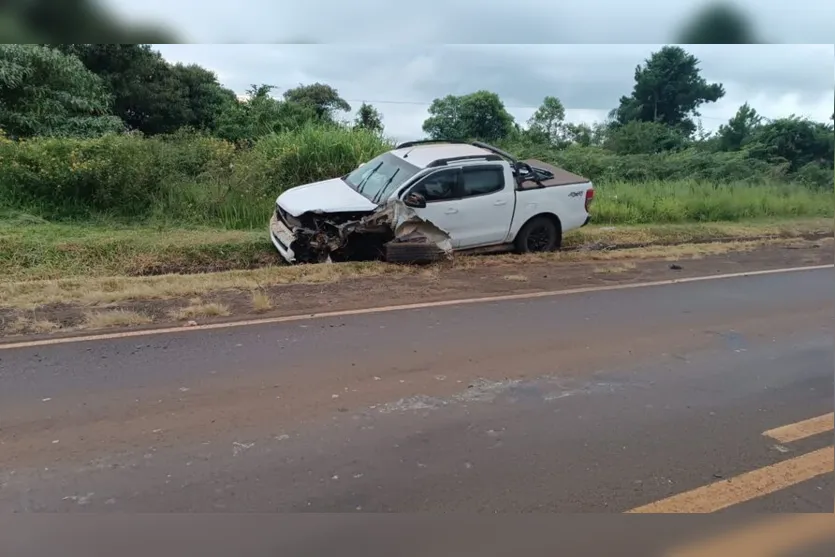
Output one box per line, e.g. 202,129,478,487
514,216,560,253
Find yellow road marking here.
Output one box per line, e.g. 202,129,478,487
626,447,834,513
664,514,835,557
0,264,831,351
763,413,834,444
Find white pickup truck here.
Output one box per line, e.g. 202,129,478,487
269,140,594,264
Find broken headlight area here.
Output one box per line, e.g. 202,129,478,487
285,201,453,265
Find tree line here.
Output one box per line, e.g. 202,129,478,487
1,43,832,183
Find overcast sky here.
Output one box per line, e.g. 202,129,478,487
153,44,834,141
108,1,834,43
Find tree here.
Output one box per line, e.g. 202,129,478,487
282,83,351,122
354,102,383,133
563,123,609,147
748,116,834,172
214,84,318,143
55,44,237,135
614,46,725,136
169,63,238,132
0,44,123,138
604,121,689,155
716,103,762,151
526,96,567,146
422,91,515,142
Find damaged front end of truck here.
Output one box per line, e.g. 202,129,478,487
271,200,453,265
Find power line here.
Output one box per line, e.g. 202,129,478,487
344,98,738,121
270,87,800,122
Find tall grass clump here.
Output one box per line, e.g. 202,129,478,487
0,130,235,219
504,142,795,186
1,125,831,231
152,125,393,229
231,124,392,195
592,180,834,224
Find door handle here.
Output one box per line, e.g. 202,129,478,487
494,200,507,206
444,208,459,214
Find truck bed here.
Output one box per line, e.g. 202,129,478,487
516,160,590,190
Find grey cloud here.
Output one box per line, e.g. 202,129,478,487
157,44,832,111
106,0,834,43
154,44,833,139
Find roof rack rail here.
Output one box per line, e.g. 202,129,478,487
395,139,469,149
426,154,503,168
470,141,518,164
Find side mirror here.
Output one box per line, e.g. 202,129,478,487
403,192,427,209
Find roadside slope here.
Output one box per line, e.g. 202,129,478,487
1,235,831,340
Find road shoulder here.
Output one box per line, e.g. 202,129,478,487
1,237,831,342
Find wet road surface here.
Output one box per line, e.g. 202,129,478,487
0,267,832,515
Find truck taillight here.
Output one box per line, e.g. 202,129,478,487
584,189,594,212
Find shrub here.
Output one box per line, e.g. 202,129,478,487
0,130,235,218
231,124,392,197
0,124,831,230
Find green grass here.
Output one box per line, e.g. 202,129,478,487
593,180,834,224
2,216,831,283
2,128,832,231
0,218,275,281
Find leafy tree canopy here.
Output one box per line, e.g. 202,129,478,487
282,83,351,122
422,90,515,142
615,45,725,136
54,44,236,135
526,96,567,146
0,43,123,138
354,102,383,133
716,102,762,151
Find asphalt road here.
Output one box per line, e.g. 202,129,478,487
0,268,832,519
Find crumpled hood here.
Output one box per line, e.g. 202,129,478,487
277,177,378,217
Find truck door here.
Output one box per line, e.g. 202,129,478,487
453,164,516,248
401,167,466,243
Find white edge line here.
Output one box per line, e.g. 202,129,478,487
1,264,831,351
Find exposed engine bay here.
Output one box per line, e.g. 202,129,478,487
272,200,453,264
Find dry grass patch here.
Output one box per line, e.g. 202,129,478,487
250,290,273,312
83,309,152,329
5,314,60,335
168,300,231,321
0,260,409,310
453,238,789,271
0,229,829,312
563,218,832,248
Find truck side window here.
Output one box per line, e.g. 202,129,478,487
461,166,504,197
409,169,459,202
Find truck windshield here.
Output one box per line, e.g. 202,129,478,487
344,153,419,204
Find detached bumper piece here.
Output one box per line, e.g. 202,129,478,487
384,232,448,265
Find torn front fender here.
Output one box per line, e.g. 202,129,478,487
288,200,453,264
377,201,452,256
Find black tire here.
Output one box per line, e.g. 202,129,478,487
514,216,561,253
384,241,446,265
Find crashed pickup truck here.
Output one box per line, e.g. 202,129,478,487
269,140,594,264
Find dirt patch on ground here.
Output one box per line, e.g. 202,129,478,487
1,237,830,341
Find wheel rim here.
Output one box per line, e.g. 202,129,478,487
527,226,552,251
